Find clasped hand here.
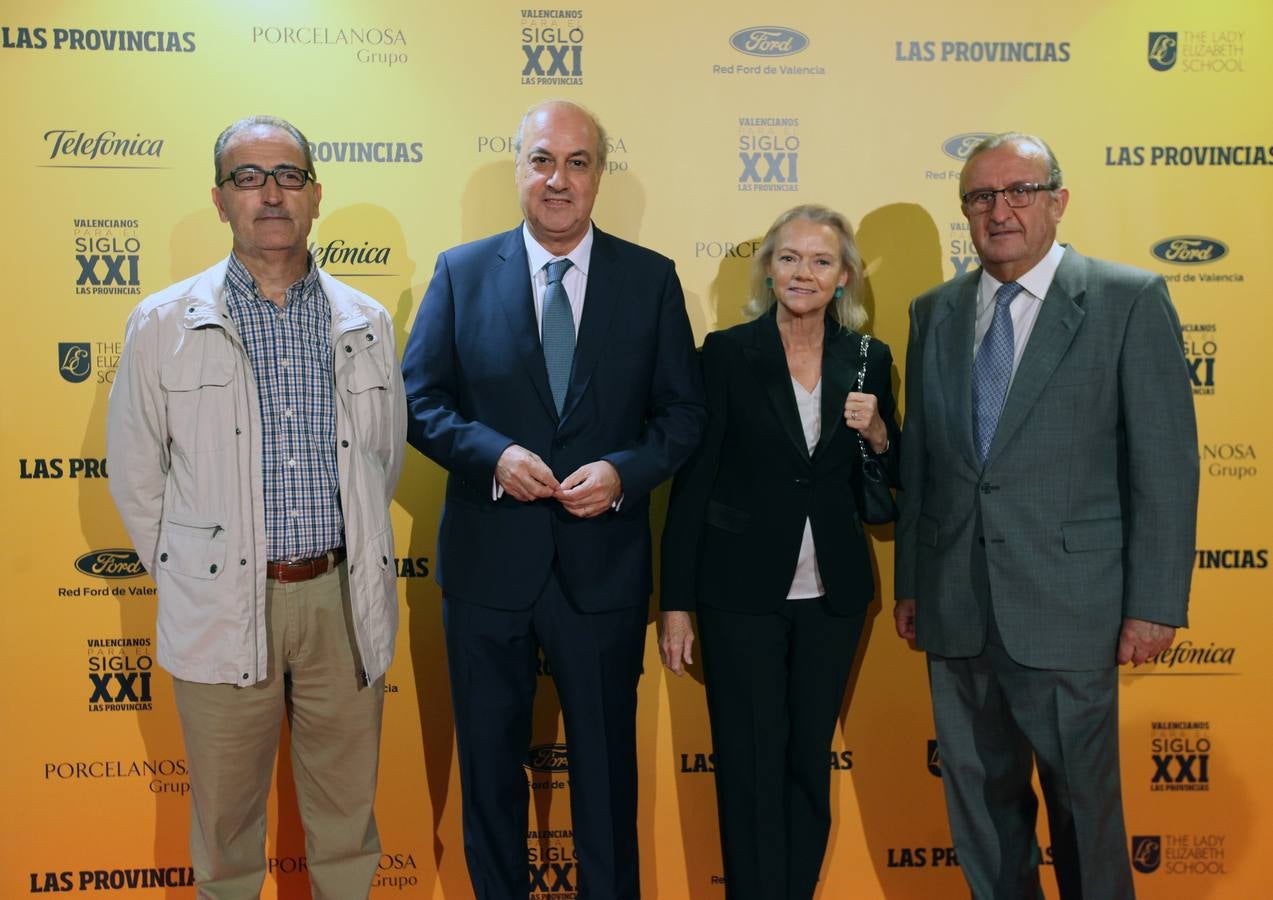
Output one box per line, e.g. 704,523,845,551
495,445,621,518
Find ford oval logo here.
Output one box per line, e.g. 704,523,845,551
75,549,145,579
729,26,809,57
942,133,994,161
1151,236,1228,265
524,743,569,773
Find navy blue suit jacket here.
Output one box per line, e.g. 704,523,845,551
402,225,706,612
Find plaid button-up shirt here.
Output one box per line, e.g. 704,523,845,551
225,253,343,560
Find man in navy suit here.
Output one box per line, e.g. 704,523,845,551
401,100,705,899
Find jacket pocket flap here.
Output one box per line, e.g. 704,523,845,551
161,356,235,391
343,351,389,394
157,521,228,580
1049,366,1105,388
1062,517,1125,552
705,500,750,534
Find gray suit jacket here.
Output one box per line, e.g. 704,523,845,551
895,247,1198,671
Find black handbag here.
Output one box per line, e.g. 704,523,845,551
852,333,898,524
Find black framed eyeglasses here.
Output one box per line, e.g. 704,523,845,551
216,165,314,190
960,182,1057,213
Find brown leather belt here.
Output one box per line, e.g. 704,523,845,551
266,548,346,584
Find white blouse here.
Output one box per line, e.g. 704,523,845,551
787,377,825,599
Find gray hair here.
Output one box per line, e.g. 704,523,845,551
744,204,866,330
961,131,1063,193
513,100,608,169
213,115,315,183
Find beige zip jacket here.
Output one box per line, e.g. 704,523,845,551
107,257,405,685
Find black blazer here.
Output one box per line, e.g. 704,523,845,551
661,310,899,615
401,225,706,612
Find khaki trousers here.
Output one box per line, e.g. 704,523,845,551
172,561,385,900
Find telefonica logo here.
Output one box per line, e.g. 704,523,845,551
729,27,809,57
942,133,993,161
524,744,569,773
75,549,144,579
43,129,164,162
1151,236,1228,264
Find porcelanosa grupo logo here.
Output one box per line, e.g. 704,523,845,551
1151,236,1228,265
250,25,407,66
729,26,809,57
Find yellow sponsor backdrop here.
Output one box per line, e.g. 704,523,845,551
2,0,1268,896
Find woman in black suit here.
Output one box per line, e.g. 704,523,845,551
659,204,899,899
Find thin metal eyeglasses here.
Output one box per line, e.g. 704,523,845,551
960,182,1057,213
216,165,314,190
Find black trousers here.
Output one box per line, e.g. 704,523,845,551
697,597,867,900
443,571,646,900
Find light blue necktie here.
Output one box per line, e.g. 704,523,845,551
541,258,575,414
972,280,1024,464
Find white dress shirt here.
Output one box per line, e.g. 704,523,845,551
523,222,593,337
973,241,1067,384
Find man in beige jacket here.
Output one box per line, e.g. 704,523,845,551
107,115,405,900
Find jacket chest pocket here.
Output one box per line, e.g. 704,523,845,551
338,332,390,449
161,355,237,453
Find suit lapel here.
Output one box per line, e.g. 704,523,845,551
560,226,619,424
492,229,557,419
743,313,810,462
985,250,1087,467
933,275,980,472
815,324,857,458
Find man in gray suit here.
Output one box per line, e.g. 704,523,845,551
895,133,1198,899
